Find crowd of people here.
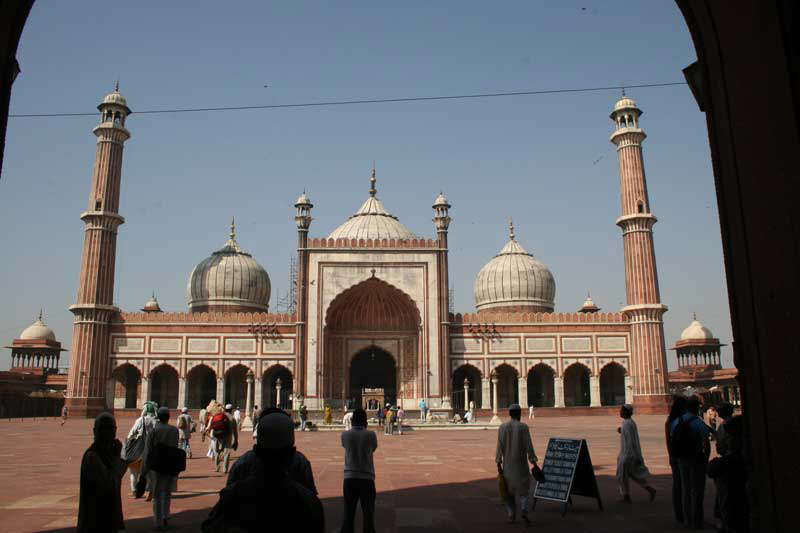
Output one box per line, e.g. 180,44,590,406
75,394,748,532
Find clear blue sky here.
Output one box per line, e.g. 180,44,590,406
0,1,731,371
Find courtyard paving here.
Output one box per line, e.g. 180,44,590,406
0,414,714,532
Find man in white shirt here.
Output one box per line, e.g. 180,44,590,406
340,408,378,533
496,404,538,526
233,406,242,429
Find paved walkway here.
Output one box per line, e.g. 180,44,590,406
1,414,714,532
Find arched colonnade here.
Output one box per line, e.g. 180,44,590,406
109,361,295,410
451,360,630,411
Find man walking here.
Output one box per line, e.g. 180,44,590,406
418,398,427,422
206,404,238,474
141,407,180,531
177,407,194,459
60,405,68,426
298,402,309,432
670,395,712,529
496,404,538,526
617,404,656,503
233,406,242,430
396,406,405,435
340,408,378,533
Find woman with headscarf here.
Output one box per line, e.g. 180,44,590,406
125,400,158,497
77,413,126,532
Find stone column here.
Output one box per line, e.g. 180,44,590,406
254,376,263,413
275,378,283,409
140,377,150,408
554,376,565,408
216,377,224,405
589,375,600,407
624,375,633,405
481,378,490,409
463,380,470,412
242,370,254,431
178,377,187,409
518,376,528,408
490,376,501,424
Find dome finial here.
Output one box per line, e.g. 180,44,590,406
692,311,697,321
369,162,377,197
114,79,120,92
508,217,515,241
230,216,236,241
621,84,626,97
38,308,43,322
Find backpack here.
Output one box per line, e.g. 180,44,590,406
670,416,699,458
210,413,230,439
177,415,187,429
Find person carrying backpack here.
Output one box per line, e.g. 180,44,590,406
669,395,713,529
205,404,238,473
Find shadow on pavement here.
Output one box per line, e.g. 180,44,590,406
39,472,708,533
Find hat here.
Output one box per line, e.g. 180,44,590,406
256,412,295,449
225,403,233,410
181,407,188,414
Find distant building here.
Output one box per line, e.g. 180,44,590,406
668,315,740,405
62,87,677,416
1,312,67,417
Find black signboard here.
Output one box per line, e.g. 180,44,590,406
531,437,602,516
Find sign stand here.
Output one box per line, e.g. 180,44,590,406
531,437,603,516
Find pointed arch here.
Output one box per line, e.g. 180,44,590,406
600,361,627,406
527,363,555,407
563,362,591,407
325,277,420,332
111,363,140,409
149,364,178,408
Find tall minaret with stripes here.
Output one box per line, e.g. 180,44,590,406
65,85,131,417
610,92,670,411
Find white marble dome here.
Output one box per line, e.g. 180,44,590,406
328,170,416,241
680,316,714,341
613,95,638,112
187,222,270,312
474,225,556,312
20,314,56,341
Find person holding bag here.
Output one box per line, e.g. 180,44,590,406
141,406,183,531
123,401,158,498
496,404,539,526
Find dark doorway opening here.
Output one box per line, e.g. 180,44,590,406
349,346,396,408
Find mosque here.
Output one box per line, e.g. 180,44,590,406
55,86,732,418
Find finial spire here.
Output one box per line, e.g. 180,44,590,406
114,79,120,92
621,85,626,97
692,311,697,321
369,162,377,197
38,308,43,322
230,216,236,241
508,217,515,241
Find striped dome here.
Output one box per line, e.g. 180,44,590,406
474,225,555,313
187,221,270,312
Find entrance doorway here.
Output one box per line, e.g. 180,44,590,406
349,346,396,408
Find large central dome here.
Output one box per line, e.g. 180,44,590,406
327,168,416,241
187,220,271,313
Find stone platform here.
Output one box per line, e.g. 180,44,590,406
0,414,715,532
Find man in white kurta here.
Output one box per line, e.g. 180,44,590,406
496,404,538,524
616,404,656,503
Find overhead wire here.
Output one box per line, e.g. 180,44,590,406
9,81,686,118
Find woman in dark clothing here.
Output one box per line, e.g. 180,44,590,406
77,413,126,533
666,395,688,524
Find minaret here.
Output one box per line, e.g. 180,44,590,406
610,92,670,411
433,191,451,407
294,189,313,405
66,84,131,417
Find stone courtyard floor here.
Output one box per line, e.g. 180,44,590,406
0,414,714,532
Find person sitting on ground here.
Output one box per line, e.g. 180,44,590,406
465,408,475,424
227,407,318,495
202,410,324,532
78,413,126,533
340,408,378,533
496,404,538,526
616,404,657,503
452,412,462,424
